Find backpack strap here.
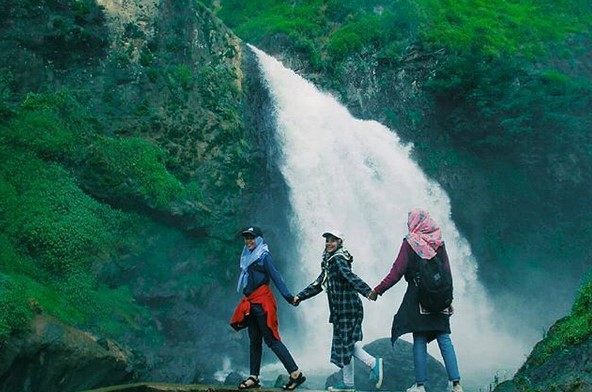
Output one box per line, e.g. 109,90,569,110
409,250,421,285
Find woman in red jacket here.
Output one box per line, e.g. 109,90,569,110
230,226,306,390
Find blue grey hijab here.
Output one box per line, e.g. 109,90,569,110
236,236,269,293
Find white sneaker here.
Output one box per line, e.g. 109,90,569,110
328,382,355,392
452,384,464,392
406,384,426,392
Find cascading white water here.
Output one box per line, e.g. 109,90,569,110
250,45,528,386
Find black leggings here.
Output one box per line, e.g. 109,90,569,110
247,303,298,376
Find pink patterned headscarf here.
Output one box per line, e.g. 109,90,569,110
405,208,443,259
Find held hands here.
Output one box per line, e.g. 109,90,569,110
368,289,378,301
292,296,301,306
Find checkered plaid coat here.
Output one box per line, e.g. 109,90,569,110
296,247,372,367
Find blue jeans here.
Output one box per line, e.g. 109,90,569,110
412,332,460,383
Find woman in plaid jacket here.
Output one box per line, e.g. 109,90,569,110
294,230,384,391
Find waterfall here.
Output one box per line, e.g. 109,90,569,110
249,45,528,386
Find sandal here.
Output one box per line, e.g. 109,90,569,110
283,372,306,390
239,376,261,389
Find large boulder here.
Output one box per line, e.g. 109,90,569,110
0,315,139,392
325,338,449,392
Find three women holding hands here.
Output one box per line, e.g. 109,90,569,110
231,208,463,392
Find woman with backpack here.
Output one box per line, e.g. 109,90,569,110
368,209,463,392
230,226,306,390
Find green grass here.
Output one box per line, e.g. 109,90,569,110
85,136,186,209
527,276,592,366
217,0,591,62
0,90,190,342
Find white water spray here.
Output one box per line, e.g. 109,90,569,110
250,46,527,385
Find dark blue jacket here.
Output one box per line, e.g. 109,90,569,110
243,252,293,303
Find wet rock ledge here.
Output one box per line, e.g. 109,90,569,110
80,384,241,392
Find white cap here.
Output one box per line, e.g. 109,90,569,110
322,230,344,241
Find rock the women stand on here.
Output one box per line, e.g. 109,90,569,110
230,226,306,390
369,209,464,392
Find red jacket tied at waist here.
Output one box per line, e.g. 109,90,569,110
230,284,281,340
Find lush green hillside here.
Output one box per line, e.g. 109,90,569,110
0,89,216,342
0,0,256,346
212,0,590,66
493,276,592,391
0,93,143,339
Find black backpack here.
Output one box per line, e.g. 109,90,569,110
415,253,453,313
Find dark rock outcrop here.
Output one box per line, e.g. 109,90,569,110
79,384,243,392
0,315,139,392
324,338,449,392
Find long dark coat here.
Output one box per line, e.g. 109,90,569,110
296,247,372,367
375,239,451,344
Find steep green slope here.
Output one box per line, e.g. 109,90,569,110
494,277,592,391
0,0,257,349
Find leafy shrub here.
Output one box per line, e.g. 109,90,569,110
0,273,33,343
327,13,401,60
85,136,185,208
418,0,591,57
327,29,364,60
1,107,76,160
2,151,113,269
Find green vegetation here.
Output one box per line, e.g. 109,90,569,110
1,0,109,68
0,0,259,347
0,83,245,342
0,93,159,341
419,0,590,57
216,0,591,69
85,136,186,208
522,275,592,367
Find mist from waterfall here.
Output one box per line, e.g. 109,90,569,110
249,45,529,386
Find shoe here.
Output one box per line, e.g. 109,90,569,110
369,357,383,389
283,372,306,390
452,383,464,392
328,382,355,392
238,376,261,389
406,384,426,392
